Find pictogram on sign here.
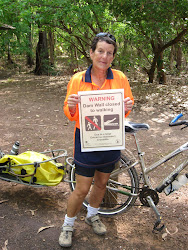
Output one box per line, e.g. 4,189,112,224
104,115,119,130
85,116,101,131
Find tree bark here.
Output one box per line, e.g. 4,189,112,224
176,45,182,71
34,30,49,75
169,45,175,70
147,28,187,83
48,30,55,66
147,53,158,83
26,23,34,67
157,51,166,84
7,43,14,64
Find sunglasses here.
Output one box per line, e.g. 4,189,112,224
96,32,116,42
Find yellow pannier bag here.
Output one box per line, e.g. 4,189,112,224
0,151,65,186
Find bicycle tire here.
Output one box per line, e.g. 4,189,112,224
69,153,139,216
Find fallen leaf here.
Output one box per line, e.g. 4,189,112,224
2,239,8,250
57,200,64,207
162,232,168,240
25,209,38,216
166,226,178,235
37,225,54,234
0,200,9,204
11,183,17,186
0,215,6,219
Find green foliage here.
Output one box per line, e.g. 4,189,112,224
0,0,187,79
0,0,33,59
107,0,187,82
109,0,187,49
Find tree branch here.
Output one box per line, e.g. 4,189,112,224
161,28,187,51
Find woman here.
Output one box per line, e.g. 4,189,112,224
59,33,134,247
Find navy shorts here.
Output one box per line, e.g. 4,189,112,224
75,164,115,177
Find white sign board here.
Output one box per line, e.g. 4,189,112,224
78,89,125,152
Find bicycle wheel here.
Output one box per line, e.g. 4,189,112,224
69,153,139,216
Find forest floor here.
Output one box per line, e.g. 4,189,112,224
0,64,187,250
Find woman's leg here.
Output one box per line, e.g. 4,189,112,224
67,174,93,217
84,171,110,235
59,174,93,247
89,171,111,208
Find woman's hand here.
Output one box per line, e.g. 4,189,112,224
67,94,80,115
124,97,133,114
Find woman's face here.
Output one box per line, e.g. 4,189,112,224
90,41,115,71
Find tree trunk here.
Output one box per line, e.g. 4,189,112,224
48,30,55,66
26,23,34,67
176,45,182,71
157,51,166,84
74,46,79,69
147,54,158,83
169,45,175,70
27,53,34,68
147,28,187,83
7,43,14,64
34,30,49,75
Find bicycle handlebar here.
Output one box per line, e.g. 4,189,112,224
169,113,188,127
170,113,183,123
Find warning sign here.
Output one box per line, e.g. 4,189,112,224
78,89,125,152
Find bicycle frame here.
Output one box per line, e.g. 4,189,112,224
122,131,188,231
65,127,188,198
133,133,188,189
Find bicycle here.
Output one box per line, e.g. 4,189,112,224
0,114,187,232
68,113,188,232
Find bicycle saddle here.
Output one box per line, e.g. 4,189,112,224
125,121,150,133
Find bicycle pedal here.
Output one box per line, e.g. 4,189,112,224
153,219,165,233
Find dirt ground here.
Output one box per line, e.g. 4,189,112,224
0,67,187,250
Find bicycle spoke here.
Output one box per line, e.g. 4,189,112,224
69,154,139,216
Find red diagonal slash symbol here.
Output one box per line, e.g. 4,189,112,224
85,116,101,130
